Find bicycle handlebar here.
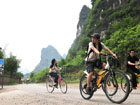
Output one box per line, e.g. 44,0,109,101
103,54,115,59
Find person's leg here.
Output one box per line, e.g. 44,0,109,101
53,72,59,84
132,68,140,86
128,69,137,88
133,68,140,74
49,72,58,83
87,72,93,88
86,62,94,94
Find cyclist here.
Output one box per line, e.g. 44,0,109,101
85,33,117,94
127,49,140,89
49,58,61,88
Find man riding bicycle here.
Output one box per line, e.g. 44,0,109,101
127,49,140,89
85,33,117,94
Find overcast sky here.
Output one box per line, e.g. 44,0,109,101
0,0,91,74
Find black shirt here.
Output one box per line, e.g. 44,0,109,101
127,55,139,68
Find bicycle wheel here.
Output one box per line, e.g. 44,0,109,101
60,80,67,94
121,74,133,93
104,70,130,104
79,74,94,100
46,75,54,93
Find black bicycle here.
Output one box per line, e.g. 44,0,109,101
80,55,130,104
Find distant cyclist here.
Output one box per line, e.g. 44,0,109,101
85,33,117,94
127,49,140,89
49,59,62,88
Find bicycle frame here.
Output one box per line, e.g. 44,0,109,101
92,55,113,88
126,70,140,92
58,74,62,83
50,73,62,84
96,55,110,87
136,74,140,81
85,55,118,89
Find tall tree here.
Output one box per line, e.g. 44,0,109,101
4,53,21,78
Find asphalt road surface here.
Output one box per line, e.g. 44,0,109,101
0,84,139,105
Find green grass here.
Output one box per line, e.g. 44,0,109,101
8,83,18,85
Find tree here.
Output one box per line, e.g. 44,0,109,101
0,48,4,59
4,53,21,78
15,72,24,82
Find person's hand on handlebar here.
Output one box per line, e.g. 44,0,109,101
99,52,105,56
113,54,118,59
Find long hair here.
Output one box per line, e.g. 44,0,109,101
50,58,57,68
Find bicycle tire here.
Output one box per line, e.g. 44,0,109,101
60,80,67,94
79,74,94,100
46,75,54,93
104,70,130,104
121,76,133,93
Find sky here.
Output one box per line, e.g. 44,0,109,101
0,0,91,74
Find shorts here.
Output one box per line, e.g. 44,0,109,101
85,59,103,73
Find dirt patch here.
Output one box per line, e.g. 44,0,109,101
68,84,79,87
137,84,140,89
0,85,16,93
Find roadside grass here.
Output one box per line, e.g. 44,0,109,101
8,83,18,85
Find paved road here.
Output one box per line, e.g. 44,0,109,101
0,84,139,105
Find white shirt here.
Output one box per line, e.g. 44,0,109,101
85,42,106,62
49,66,57,73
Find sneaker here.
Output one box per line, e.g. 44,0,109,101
86,87,91,95
54,83,58,88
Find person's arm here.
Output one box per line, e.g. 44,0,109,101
104,47,117,58
90,46,100,55
49,68,53,72
128,61,136,66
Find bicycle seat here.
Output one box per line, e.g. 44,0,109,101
84,70,89,75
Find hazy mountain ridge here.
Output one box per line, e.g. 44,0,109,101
32,45,62,73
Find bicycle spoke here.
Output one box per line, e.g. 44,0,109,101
60,80,67,94
104,70,130,104
79,74,94,100
46,76,54,93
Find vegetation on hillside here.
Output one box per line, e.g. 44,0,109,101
29,0,140,83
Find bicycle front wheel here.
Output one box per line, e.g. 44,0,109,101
104,70,130,104
46,75,54,93
79,74,94,100
121,74,133,93
60,80,67,94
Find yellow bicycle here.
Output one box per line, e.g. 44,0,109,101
126,73,140,92
79,55,130,104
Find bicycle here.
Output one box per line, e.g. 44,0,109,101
46,71,67,94
122,62,140,93
79,54,130,104
125,72,140,93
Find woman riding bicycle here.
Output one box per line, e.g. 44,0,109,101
49,58,61,88
85,33,117,94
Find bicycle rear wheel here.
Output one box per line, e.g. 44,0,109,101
46,75,54,93
79,74,94,100
60,80,67,94
104,70,130,104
